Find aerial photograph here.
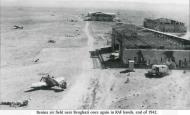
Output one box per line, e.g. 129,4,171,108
0,0,190,110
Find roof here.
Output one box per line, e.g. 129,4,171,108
145,18,185,24
152,65,168,68
113,23,190,43
141,26,190,45
112,23,190,49
129,60,135,62
113,24,141,37
88,12,116,16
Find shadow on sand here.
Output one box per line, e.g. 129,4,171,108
103,58,126,68
144,73,165,79
25,86,64,93
120,69,135,73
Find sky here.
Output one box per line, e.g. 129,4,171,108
1,0,189,7
1,0,189,18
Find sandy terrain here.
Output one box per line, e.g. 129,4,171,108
0,7,88,109
1,7,190,110
109,70,190,109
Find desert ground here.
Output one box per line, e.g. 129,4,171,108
0,7,190,109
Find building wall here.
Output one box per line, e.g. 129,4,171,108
90,15,114,21
111,28,122,50
122,49,190,68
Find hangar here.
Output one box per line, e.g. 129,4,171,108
111,23,190,69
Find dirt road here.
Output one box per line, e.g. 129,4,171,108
86,22,95,51
54,21,106,109
54,21,118,109
53,21,95,109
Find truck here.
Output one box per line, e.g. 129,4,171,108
145,65,169,78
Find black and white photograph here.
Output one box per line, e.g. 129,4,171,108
0,0,190,112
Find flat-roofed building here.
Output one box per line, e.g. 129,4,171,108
86,12,116,21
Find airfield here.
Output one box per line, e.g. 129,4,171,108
1,7,190,109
